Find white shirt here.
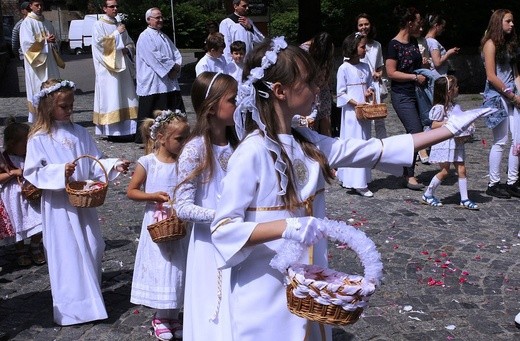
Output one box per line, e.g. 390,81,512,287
136,27,182,96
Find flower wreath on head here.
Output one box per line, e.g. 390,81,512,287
233,36,290,195
150,109,187,140
32,80,76,108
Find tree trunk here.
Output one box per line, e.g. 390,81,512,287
298,0,321,43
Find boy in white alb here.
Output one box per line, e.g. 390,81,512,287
227,40,245,84
195,32,229,76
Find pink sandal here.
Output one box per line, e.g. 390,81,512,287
152,314,173,341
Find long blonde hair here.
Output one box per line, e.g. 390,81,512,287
29,78,75,137
176,72,238,189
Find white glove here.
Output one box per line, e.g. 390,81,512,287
282,217,326,246
444,107,496,136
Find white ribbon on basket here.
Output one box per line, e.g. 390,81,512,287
270,218,383,309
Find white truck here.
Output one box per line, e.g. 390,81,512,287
68,14,101,54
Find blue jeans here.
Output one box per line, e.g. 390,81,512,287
391,91,422,177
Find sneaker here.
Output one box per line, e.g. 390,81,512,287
515,312,520,328
505,183,520,198
355,188,374,197
485,184,511,199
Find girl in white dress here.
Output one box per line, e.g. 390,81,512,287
357,13,388,139
422,76,478,209
209,37,490,341
336,32,375,197
23,79,130,326
0,119,43,266
128,110,190,341
174,72,238,341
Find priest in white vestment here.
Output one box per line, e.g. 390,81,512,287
20,0,61,122
219,0,264,61
92,0,138,139
134,7,185,143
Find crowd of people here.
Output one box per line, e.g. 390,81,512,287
2,0,520,339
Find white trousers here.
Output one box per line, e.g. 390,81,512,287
488,103,520,185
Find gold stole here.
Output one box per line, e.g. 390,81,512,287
24,13,65,68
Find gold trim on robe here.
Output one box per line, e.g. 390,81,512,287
93,106,138,125
211,188,326,234
101,35,120,72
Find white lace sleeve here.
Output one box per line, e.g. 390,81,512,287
175,138,215,223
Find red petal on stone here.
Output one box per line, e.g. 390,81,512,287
421,251,429,255
133,309,139,314
462,271,469,276
481,139,487,146
440,252,448,257
393,244,399,249
474,255,481,260
459,277,467,284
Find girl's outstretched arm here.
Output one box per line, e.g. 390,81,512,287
412,126,453,152
412,107,492,152
127,163,169,202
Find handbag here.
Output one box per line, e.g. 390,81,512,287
355,94,388,120
52,45,66,69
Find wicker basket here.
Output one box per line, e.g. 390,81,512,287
147,206,186,243
18,177,42,201
286,264,366,326
355,94,388,120
273,219,383,327
65,155,108,208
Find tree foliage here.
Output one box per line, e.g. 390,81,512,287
40,0,520,49
270,10,298,43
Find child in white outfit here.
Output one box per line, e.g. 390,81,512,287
227,40,245,84
0,118,43,266
175,72,238,341
195,32,229,76
128,109,190,341
422,75,478,209
209,37,487,341
336,32,375,197
23,79,130,326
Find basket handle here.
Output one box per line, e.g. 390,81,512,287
67,154,109,185
367,92,376,105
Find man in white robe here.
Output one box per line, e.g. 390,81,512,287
20,0,62,122
134,7,184,143
219,0,264,61
92,0,138,139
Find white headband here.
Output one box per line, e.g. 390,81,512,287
233,36,289,195
205,72,222,99
150,109,187,140
32,80,76,108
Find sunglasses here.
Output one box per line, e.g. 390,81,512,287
106,5,118,8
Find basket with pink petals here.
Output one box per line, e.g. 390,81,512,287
271,218,383,326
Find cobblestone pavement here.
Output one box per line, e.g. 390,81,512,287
0,56,519,341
